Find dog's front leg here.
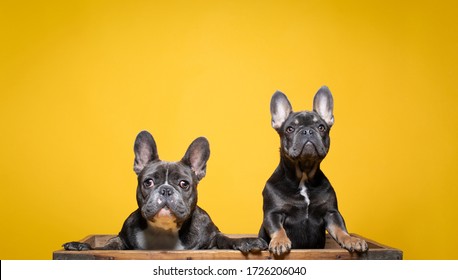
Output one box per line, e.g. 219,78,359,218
325,211,368,252
213,233,268,253
100,236,128,250
262,212,292,256
268,227,292,256
63,235,128,251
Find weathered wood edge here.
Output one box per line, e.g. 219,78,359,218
54,233,402,260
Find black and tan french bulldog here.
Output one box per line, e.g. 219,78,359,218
64,131,267,252
259,86,368,256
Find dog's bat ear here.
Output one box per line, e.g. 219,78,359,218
313,86,334,127
271,90,293,130
133,130,159,175
181,137,210,181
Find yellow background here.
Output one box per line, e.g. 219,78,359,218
1,0,457,260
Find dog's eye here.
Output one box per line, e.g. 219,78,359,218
143,179,154,188
179,180,190,189
286,126,295,133
318,124,326,132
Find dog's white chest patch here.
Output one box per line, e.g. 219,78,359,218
135,229,155,249
135,221,183,250
299,174,311,218
299,184,310,204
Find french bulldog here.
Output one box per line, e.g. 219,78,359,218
64,130,267,252
258,86,368,256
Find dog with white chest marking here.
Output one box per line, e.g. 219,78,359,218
258,86,368,256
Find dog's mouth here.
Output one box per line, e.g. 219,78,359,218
155,206,174,218
142,203,177,222
302,139,329,157
286,140,327,163
303,141,316,151
292,141,317,157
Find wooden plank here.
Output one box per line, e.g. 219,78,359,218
53,233,402,260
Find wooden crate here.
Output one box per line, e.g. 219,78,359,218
53,233,402,260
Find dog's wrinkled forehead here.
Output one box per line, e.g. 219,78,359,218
286,111,324,127
139,161,193,184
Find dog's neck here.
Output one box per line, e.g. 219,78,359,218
280,153,321,183
296,161,320,183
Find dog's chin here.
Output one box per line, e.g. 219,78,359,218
286,142,327,163
147,207,180,232
155,207,175,218
288,142,317,158
302,141,317,153
301,141,329,159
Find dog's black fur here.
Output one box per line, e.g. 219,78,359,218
64,131,267,252
258,86,368,256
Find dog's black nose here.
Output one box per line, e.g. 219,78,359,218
159,186,174,197
302,129,314,135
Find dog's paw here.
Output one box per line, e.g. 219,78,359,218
233,238,268,253
62,242,92,251
340,236,368,253
247,237,269,253
269,235,292,256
